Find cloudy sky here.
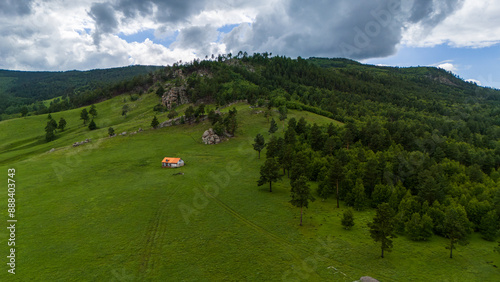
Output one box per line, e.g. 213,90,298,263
1,0,499,88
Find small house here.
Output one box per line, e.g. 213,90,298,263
162,157,185,168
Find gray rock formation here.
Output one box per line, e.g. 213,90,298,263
202,128,222,145
360,276,380,282
161,85,189,110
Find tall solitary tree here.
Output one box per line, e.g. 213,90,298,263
257,157,282,192
329,158,344,208
368,203,397,258
443,204,473,258
89,104,98,118
58,117,67,131
269,118,278,134
45,119,57,142
290,175,315,226
80,108,89,124
252,133,266,159
151,115,160,128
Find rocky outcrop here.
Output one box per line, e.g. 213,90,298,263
202,128,222,145
73,138,91,147
360,276,380,282
161,85,189,110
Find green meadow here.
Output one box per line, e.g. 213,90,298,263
0,92,498,281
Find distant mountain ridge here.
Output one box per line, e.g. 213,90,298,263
0,65,162,117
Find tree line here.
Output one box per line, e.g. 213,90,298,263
254,115,499,258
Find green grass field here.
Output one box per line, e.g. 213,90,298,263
0,93,498,281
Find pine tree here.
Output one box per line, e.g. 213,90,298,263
88,119,97,130
443,204,473,258
89,104,97,118
257,157,282,192
45,119,57,142
329,158,344,208
57,117,67,131
405,213,433,241
156,85,165,97
269,118,278,134
80,109,89,124
341,208,355,230
352,178,368,211
284,126,296,145
151,115,159,128
290,175,315,226
278,105,287,121
252,133,266,159
296,117,307,135
368,203,397,258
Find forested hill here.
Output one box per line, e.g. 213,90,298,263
0,65,162,117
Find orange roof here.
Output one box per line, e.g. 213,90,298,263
162,157,182,163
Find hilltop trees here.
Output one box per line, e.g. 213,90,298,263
368,203,396,258
253,133,266,159
290,175,315,226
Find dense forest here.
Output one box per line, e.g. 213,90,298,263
150,53,499,246
8,53,500,245
0,65,161,118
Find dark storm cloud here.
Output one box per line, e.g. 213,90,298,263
0,0,33,17
409,0,464,27
170,24,219,56
89,0,208,45
224,0,465,60
89,2,119,45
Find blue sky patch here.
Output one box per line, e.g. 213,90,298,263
118,29,178,47
365,44,500,89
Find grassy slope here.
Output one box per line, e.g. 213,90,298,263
0,95,498,281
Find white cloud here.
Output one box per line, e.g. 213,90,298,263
437,62,457,72
0,0,498,72
465,78,481,85
403,0,500,48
